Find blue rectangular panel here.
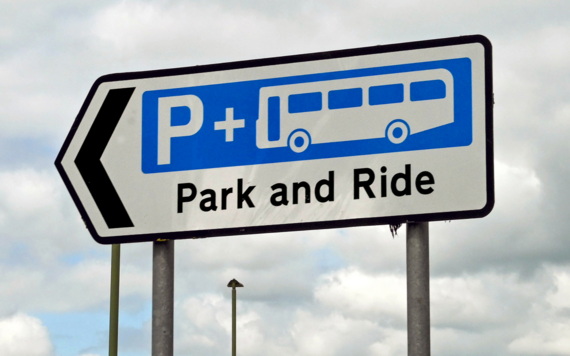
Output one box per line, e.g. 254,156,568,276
142,57,472,174
410,80,446,101
369,84,404,105
288,92,322,113
328,88,363,110
268,96,280,141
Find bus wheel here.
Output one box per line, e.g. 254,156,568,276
386,120,409,144
288,130,310,153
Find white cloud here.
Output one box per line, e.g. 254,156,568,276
89,0,365,68
0,313,54,356
495,160,541,213
509,266,570,355
311,266,570,355
176,294,253,356
315,267,406,325
180,295,268,356
171,265,567,356
0,257,151,314
171,230,343,304
290,310,408,356
0,168,93,275
547,270,570,309
175,291,402,356
0,169,60,216
181,294,230,332
314,266,545,331
430,272,539,329
509,321,570,355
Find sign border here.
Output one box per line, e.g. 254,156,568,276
55,34,494,244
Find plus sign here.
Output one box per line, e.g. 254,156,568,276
215,108,245,142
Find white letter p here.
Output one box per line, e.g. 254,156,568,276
157,94,203,165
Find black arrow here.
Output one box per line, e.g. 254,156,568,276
75,87,136,229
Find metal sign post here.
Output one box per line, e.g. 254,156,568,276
407,222,430,356
152,240,174,356
109,244,120,356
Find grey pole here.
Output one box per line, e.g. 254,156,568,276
406,222,430,356
109,244,120,356
227,279,244,356
152,240,175,356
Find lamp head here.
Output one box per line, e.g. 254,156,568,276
227,279,244,288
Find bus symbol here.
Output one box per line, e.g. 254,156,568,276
142,58,472,174
256,69,454,153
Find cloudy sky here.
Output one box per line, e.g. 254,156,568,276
1,0,570,355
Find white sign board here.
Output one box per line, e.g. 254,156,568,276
56,35,494,244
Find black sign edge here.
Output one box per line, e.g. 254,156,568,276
54,34,494,245
55,73,107,244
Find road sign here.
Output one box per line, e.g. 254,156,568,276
56,35,494,244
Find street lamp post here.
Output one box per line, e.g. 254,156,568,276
227,279,244,356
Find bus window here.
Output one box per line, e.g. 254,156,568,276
288,92,322,114
268,96,280,141
369,84,404,105
328,88,363,110
410,80,446,101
